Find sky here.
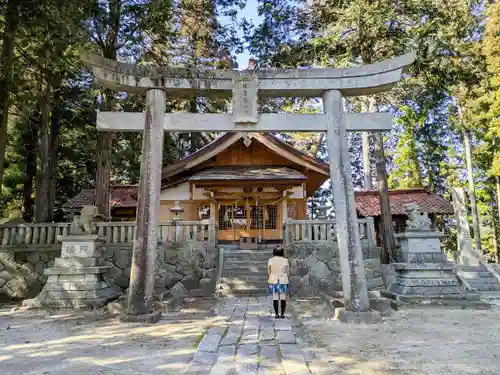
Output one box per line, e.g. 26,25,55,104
226,0,262,70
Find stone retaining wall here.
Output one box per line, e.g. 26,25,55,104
0,241,218,301
101,241,218,298
286,241,383,296
0,248,59,300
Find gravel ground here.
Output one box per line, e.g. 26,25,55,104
293,298,500,375
0,299,219,375
1,298,500,375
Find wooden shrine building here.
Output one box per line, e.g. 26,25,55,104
63,132,330,242
355,188,454,243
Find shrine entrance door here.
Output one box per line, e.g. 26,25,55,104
217,202,281,242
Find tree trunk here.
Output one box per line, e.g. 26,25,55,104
313,132,325,159
34,74,53,223
22,110,39,222
94,0,121,217
367,96,397,263
0,0,20,189
362,132,372,189
95,87,115,217
493,176,500,263
373,131,397,263
95,132,113,217
189,97,201,153
48,75,62,215
492,207,499,264
463,130,482,252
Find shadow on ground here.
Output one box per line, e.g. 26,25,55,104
0,299,220,375
292,298,500,375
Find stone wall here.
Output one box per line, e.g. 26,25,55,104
0,247,59,300
0,240,218,301
286,240,383,296
102,244,133,289
101,241,218,298
160,241,218,298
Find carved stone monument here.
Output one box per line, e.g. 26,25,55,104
81,50,417,322
30,206,120,308
382,204,488,308
397,203,447,264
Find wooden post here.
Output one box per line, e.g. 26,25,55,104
210,194,217,222
208,218,216,244
127,89,165,316
323,89,370,312
282,193,288,224
366,217,376,251
1,227,8,245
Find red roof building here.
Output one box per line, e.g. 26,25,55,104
355,188,454,217
355,188,454,240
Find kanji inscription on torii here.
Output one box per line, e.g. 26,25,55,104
232,72,259,124
80,50,416,321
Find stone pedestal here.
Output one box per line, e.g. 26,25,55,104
382,229,488,309
388,262,465,295
398,230,447,263
390,230,465,295
33,235,121,309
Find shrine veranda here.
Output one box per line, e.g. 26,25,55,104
79,51,416,317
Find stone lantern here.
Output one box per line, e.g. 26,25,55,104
169,201,185,242
316,204,329,220
170,201,185,222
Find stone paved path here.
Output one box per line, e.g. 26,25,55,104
183,296,314,375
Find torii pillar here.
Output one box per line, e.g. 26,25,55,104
127,89,166,317
81,50,416,322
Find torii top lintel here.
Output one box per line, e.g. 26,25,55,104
80,50,416,99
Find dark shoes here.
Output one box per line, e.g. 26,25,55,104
273,300,287,318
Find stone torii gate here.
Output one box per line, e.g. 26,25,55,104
81,51,415,321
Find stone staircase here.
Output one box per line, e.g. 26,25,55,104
456,264,500,292
220,248,272,296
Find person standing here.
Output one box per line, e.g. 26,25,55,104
267,246,290,318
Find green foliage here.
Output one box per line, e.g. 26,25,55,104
0,0,499,259
0,0,241,220
240,0,500,257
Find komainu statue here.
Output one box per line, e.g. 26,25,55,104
404,203,432,230
70,206,106,234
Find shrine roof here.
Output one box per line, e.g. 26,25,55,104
355,188,454,217
63,133,329,211
161,132,329,187
189,166,307,182
62,185,138,212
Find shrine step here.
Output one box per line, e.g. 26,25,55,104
223,264,268,272
220,247,272,296
467,284,500,292
223,250,273,258
224,257,272,265
459,271,494,279
457,265,500,292
222,276,268,284
229,287,268,296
